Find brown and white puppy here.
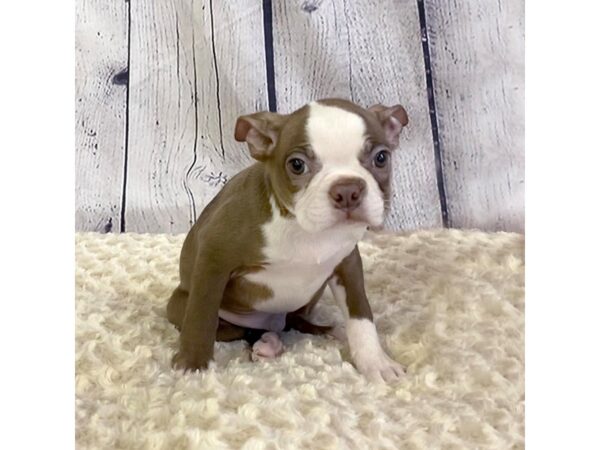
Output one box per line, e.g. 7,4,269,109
167,98,408,383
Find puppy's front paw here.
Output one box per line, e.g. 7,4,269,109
354,351,405,383
251,332,284,362
171,350,210,373
327,323,347,341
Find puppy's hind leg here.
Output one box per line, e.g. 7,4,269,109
285,314,345,340
168,294,251,343
285,314,333,335
166,286,188,330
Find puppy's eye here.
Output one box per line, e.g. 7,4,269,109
288,158,307,175
373,150,390,168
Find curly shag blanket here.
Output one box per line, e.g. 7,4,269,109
75,229,524,449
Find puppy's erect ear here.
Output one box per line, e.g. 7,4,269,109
368,104,409,149
234,112,286,161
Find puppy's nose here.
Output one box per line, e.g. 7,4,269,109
329,178,366,211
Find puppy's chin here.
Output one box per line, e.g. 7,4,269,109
296,207,382,234
333,210,372,227
295,213,335,234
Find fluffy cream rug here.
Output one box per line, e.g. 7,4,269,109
75,229,524,449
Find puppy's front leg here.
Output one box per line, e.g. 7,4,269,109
172,263,229,372
329,246,405,383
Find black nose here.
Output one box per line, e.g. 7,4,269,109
329,178,366,211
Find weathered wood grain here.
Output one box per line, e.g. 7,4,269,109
272,0,443,231
74,0,524,233
75,0,128,232
425,0,525,231
125,0,268,233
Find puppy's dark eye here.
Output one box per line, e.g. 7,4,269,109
373,150,389,168
288,158,307,175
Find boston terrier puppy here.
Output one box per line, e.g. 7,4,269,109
167,98,408,383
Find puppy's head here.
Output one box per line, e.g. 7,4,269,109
234,99,408,233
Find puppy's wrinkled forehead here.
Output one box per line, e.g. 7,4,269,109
306,102,367,163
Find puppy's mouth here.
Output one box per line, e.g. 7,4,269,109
333,208,370,226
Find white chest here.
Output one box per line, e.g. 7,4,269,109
246,207,366,314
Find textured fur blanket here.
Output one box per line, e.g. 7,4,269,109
75,230,524,449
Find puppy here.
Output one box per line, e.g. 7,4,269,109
167,98,408,383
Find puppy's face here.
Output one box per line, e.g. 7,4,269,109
235,99,408,232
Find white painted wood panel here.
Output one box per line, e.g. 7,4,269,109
272,0,443,231
425,0,525,232
75,0,128,232
125,0,267,233
74,0,524,233
125,0,198,233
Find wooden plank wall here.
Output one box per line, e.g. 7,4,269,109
126,1,268,233
75,0,524,234
75,0,129,232
424,0,525,231
272,0,442,230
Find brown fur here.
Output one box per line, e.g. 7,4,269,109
167,99,407,372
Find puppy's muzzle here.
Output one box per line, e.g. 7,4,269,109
329,177,366,212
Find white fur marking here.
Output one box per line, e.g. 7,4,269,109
246,197,366,314
346,318,405,383
328,276,349,320
306,102,366,164
294,103,386,232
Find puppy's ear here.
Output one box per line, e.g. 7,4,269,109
368,104,409,149
234,112,286,161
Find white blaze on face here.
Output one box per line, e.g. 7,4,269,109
294,102,386,232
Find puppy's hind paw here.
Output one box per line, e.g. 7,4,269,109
251,332,284,362
327,323,346,341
